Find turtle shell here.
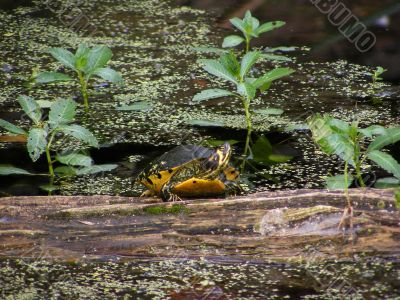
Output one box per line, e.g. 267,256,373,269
137,145,217,194
137,143,231,196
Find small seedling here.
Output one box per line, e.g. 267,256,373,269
223,10,285,53
0,96,117,182
371,66,387,85
35,44,123,111
193,50,294,171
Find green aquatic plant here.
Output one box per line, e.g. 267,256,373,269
0,96,117,181
223,10,285,53
370,66,387,85
35,44,123,111
193,51,294,171
308,114,400,190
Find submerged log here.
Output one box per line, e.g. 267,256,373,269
0,189,398,263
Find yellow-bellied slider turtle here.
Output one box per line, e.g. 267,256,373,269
136,143,240,201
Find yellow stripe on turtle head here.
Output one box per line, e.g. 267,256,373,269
223,166,240,181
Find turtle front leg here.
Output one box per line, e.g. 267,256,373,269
140,189,157,197
161,182,182,202
224,181,243,197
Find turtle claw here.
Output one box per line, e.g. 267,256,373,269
140,190,156,197
169,194,182,202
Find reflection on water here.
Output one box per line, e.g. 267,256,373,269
178,0,400,82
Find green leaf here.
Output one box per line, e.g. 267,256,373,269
240,51,260,78
358,125,386,138
48,48,76,70
56,152,93,167
237,82,256,100
35,72,73,83
220,52,240,78
49,98,77,128
59,124,98,148
251,135,272,163
76,164,118,175
252,68,294,90
0,165,32,175
54,166,77,176
92,67,123,84
116,101,152,111
255,21,285,35
17,95,42,125
199,59,238,84
318,134,355,165
27,128,47,162
186,119,224,127
325,174,353,190
367,150,400,179
39,184,60,192
75,43,90,58
85,45,112,74
327,118,350,134
0,119,26,135
36,100,54,109
265,46,298,52
229,17,247,35
193,89,236,102
268,154,292,163
367,127,400,152
254,108,284,115
191,47,228,54
260,54,291,62
222,35,245,48
374,177,400,189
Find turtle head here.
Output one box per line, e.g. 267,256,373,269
204,142,232,176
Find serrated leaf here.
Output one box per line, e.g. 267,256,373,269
237,82,256,100
116,101,152,111
0,165,32,175
27,128,47,162
252,68,294,90
186,119,224,127
48,48,76,70
255,21,285,35
220,52,240,77
0,119,26,135
374,177,400,189
76,164,118,175
59,124,98,148
49,98,77,128
318,134,355,165
254,108,284,115
193,89,236,102
358,125,386,138
260,53,291,62
367,127,400,152
35,72,73,83
325,174,353,190
17,95,42,125
222,35,244,48
240,51,260,78
367,150,400,179
56,152,93,167
75,43,90,58
230,17,247,35
85,45,112,74
199,59,238,83
92,67,123,84
327,118,350,134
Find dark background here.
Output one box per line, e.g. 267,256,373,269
177,0,400,83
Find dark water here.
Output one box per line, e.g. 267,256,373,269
181,0,400,83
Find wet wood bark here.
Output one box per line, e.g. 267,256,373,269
0,189,399,263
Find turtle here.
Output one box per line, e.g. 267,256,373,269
136,142,241,201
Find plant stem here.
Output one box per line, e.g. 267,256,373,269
245,35,250,53
344,161,351,207
45,131,56,177
355,162,365,187
78,71,89,111
240,97,252,173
